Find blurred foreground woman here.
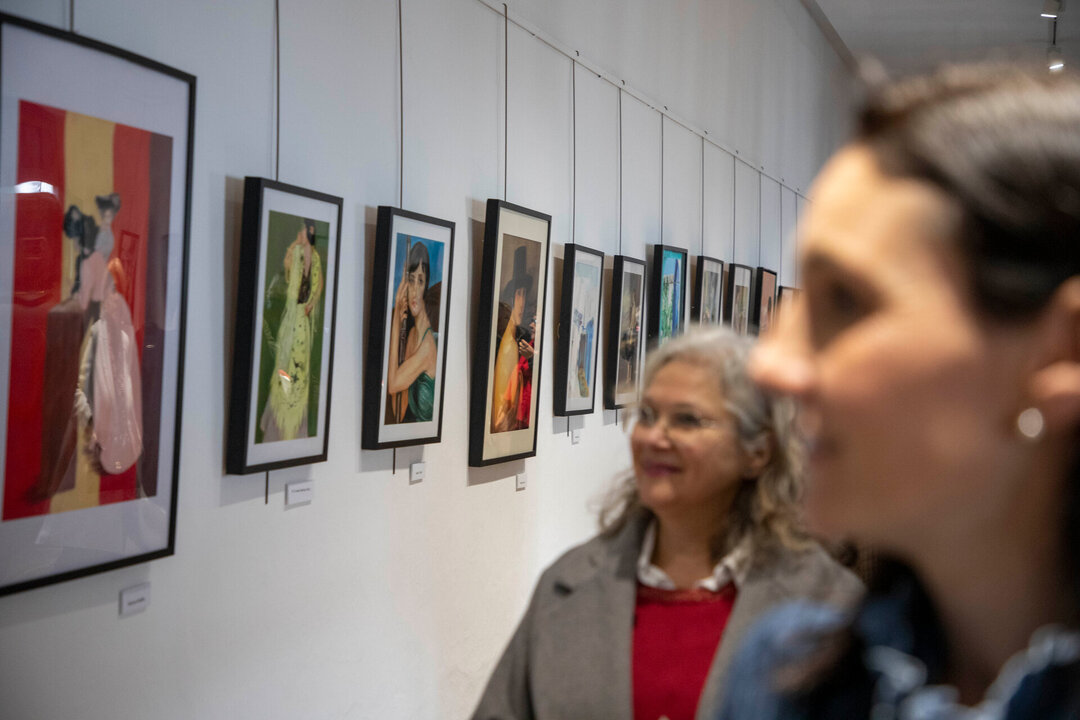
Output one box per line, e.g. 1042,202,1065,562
722,66,1080,719
473,328,860,720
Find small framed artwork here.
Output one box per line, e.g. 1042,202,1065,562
0,15,195,595
724,263,754,336
469,200,551,467
647,244,688,346
554,244,604,416
226,178,343,474
751,266,779,335
362,207,455,449
777,285,801,314
692,255,725,325
604,255,646,410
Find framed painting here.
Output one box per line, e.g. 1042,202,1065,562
723,263,754,336
778,285,801,314
469,200,551,467
751,266,779,335
226,178,342,474
362,207,455,449
0,15,195,596
604,255,645,410
692,255,725,325
554,243,604,416
646,244,688,347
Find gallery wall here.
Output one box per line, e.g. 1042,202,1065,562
0,1,851,718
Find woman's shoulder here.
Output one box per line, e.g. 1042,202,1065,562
754,541,864,610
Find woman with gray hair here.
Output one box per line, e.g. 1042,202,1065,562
472,327,861,720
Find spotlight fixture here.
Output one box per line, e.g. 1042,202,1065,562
1049,45,1065,72
1043,0,1063,19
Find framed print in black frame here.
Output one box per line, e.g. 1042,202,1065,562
692,255,725,325
0,14,195,596
777,285,801,315
646,244,688,347
604,255,646,410
751,266,779,336
723,263,754,336
362,207,455,449
227,178,343,474
554,243,604,416
469,200,551,467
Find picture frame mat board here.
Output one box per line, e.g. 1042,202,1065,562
723,262,754,336
0,14,194,595
554,243,604,416
362,206,454,449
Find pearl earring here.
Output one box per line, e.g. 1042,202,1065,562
1017,407,1045,441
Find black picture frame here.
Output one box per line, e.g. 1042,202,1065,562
691,255,725,325
226,177,343,474
750,266,779,336
554,243,604,416
646,244,688,347
604,255,646,410
777,285,801,314
723,262,754,336
0,14,195,596
362,207,455,449
469,200,552,467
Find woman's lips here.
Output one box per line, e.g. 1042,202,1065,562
640,460,681,477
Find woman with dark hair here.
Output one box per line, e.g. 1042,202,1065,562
473,328,860,720
261,217,323,441
386,239,438,423
719,66,1080,719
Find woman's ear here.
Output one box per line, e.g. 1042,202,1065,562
741,431,773,478
1028,277,1080,435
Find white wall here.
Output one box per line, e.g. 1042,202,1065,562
0,1,850,719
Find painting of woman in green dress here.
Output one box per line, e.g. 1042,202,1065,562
385,237,443,424
257,215,325,442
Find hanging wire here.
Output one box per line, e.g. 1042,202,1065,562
503,3,509,201
571,60,576,245
618,88,623,256
700,137,705,256
731,158,737,261
69,0,74,32
398,0,405,208
659,114,664,246
274,0,281,183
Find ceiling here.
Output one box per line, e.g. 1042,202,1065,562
811,0,1080,77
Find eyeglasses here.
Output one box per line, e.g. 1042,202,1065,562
630,405,727,440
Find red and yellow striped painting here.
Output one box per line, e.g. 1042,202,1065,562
4,100,172,520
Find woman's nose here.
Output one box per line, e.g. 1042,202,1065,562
750,306,813,398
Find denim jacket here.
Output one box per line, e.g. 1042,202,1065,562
715,570,1080,720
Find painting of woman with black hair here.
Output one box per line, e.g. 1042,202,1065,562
385,236,443,424
258,215,324,442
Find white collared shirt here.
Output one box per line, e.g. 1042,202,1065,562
636,519,752,592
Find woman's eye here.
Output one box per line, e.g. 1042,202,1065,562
670,412,704,430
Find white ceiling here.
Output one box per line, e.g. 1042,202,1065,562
812,0,1080,76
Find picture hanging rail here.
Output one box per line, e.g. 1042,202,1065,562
0,14,195,596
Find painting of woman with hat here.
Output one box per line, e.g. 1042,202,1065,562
491,240,538,433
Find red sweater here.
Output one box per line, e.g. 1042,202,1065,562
632,583,737,720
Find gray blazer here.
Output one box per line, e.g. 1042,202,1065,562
471,512,863,720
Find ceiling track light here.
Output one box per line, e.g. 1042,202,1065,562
1043,0,1063,19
